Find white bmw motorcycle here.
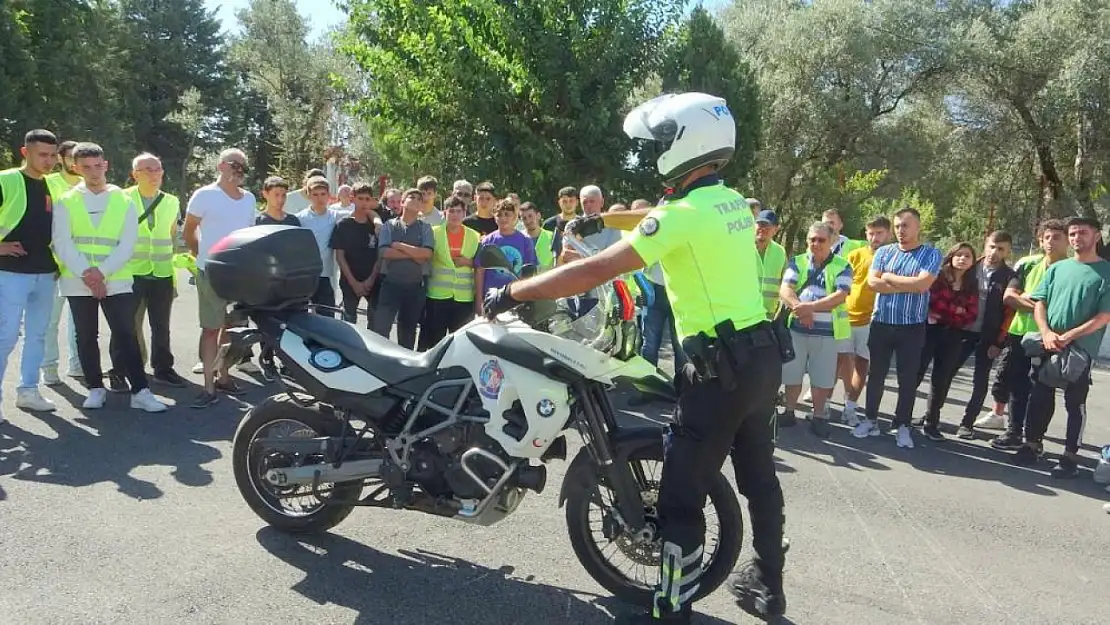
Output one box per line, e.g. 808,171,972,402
210,226,744,605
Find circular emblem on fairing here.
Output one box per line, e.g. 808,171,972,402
536,398,556,418
639,217,660,237
311,349,343,370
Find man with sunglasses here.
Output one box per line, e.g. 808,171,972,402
183,149,256,408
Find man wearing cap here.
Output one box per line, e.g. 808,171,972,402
755,210,787,321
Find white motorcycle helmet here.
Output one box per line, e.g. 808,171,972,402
623,92,736,184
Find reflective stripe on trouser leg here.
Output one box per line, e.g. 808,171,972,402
653,541,704,617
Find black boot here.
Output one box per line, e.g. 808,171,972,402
729,560,787,623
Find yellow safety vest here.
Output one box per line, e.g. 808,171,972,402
757,241,787,319
428,225,480,302
124,187,179,278
789,253,851,340
0,168,30,241
44,172,78,200
531,229,555,271
57,187,133,281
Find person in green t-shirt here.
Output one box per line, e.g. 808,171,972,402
1017,216,1110,477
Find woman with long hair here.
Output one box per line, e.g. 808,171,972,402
916,242,979,441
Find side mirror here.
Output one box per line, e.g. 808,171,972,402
477,245,514,273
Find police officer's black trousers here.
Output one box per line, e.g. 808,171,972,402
653,338,784,615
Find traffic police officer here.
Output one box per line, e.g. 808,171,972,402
484,92,788,623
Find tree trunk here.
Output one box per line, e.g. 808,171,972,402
1011,99,1067,217
1073,107,1094,217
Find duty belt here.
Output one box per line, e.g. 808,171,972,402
681,320,778,391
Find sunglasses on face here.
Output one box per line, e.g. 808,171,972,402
225,161,248,174
456,192,473,198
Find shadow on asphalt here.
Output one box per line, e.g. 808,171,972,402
0,373,275,501
255,527,738,625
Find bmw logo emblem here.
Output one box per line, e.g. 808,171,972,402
536,399,556,418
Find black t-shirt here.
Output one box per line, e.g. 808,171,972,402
255,212,301,227
462,214,498,236
542,214,575,257
0,173,58,274
330,216,379,281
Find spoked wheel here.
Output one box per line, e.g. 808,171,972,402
564,443,744,605
232,395,363,533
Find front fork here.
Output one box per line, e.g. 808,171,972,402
577,382,649,534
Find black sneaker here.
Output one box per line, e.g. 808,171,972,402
922,426,945,442
956,426,975,440
259,363,276,383
215,379,246,396
729,561,787,623
778,409,797,428
107,373,130,393
152,369,187,388
190,391,219,409
990,433,1024,451
1051,456,1079,479
1013,444,1042,466
809,417,831,439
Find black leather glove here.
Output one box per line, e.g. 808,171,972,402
566,214,605,238
484,285,522,319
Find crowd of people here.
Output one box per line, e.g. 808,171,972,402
2,126,1109,507
760,204,1110,488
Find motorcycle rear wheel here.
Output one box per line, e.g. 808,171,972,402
564,443,744,606
232,394,362,534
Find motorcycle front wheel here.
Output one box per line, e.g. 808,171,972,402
563,443,744,605
232,394,363,534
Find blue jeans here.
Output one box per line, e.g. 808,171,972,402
42,284,80,372
641,282,687,370
0,271,57,398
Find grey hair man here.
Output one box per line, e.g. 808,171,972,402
778,221,853,438
559,184,618,264
452,179,474,201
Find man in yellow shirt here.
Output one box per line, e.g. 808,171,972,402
838,215,891,425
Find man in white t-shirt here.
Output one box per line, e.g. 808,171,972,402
182,148,257,408
330,184,353,218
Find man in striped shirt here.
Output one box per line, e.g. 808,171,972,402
854,207,941,449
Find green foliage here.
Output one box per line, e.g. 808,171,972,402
340,0,687,211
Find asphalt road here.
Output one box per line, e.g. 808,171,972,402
2,281,1109,625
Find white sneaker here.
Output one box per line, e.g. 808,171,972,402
973,412,1006,430
852,419,880,438
192,361,204,374
66,364,84,378
83,388,108,409
130,388,168,413
841,403,860,427
896,426,915,449
1103,501,1110,514
801,389,813,403
236,360,262,374
16,388,56,412
42,367,62,386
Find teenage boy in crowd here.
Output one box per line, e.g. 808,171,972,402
463,181,499,235
543,186,579,256
950,230,1014,438
42,139,84,384
989,220,1070,451
296,176,340,317
838,216,891,426
53,142,166,412
474,199,537,313
417,175,443,225
0,129,63,420
1017,216,1110,477
373,189,434,349
519,201,554,271
249,176,299,378
332,182,382,325
420,195,480,349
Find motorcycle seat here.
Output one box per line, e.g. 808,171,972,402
284,313,450,385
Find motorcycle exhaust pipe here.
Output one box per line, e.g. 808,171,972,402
264,459,384,487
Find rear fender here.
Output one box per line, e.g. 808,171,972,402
557,426,665,507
